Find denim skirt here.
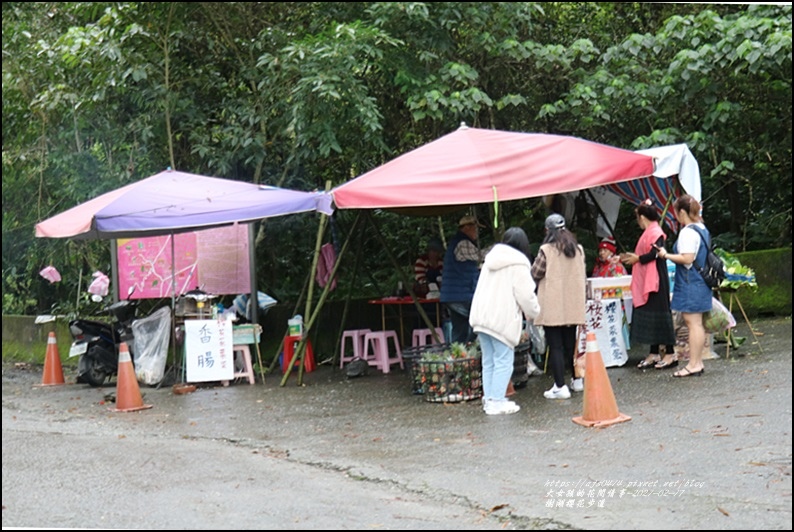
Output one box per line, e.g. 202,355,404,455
671,265,712,313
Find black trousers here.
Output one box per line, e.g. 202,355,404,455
544,325,577,388
445,302,475,345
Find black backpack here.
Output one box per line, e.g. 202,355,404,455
690,226,726,289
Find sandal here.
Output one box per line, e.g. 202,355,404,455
637,355,660,369
672,367,704,378
654,358,679,370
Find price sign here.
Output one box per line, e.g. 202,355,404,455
185,319,234,382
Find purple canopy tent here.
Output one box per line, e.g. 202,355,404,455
35,168,334,319
36,169,333,240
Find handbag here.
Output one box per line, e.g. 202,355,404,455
703,297,736,334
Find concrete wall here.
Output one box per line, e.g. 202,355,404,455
2,298,412,366
4,249,790,365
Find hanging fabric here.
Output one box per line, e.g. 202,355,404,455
315,243,338,291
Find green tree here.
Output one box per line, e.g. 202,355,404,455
3,2,791,316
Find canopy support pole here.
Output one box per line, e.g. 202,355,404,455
110,239,119,303
586,188,626,253
331,212,366,369
366,212,439,343
248,222,258,327
281,208,360,386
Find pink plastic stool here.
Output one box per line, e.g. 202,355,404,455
221,345,256,386
339,328,372,368
362,330,403,374
411,327,445,347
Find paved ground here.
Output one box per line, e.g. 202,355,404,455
2,316,791,530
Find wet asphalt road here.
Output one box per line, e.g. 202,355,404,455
2,317,791,530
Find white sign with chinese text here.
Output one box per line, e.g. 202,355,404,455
185,319,234,382
577,299,629,367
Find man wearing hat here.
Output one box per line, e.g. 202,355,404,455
592,236,627,278
440,215,484,344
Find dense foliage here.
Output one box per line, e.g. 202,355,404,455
3,2,791,315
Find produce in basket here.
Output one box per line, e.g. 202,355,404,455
415,342,482,402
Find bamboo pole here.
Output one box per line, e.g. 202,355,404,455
295,181,332,383
281,210,361,386
304,190,330,333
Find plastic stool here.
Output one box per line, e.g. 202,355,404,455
282,335,316,374
362,330,403,374
340,328,372,368
411,327,445,347
222,344,256,386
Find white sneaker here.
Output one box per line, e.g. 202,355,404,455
484,400,520,415
571,378,584,393
544,384,571,399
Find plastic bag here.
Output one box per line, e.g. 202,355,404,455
345,357,369,378
527,321,546,356
703,297,736,334
526,354,542,377
87,271,110,297
131,306,171,385
39,266,62,284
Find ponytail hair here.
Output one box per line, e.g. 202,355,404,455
673,194,702,221
542,226,580,258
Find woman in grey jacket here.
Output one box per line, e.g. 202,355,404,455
470,227,541,415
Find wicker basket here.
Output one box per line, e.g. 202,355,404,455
403,343,447,395
512,342,531,389
415,355,482,403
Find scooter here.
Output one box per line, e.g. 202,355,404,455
68,288,139,387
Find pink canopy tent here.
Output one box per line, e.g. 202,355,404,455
331,124,656,212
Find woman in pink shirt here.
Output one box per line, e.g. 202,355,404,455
621,200,676,370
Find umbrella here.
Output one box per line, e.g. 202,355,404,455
331,124,655,211
35,169,333,240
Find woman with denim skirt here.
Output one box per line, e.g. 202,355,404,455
655,194,713,378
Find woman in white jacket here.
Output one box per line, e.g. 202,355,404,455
470,227,541,415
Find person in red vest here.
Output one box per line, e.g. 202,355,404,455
591,237,627,278
413,237,444,297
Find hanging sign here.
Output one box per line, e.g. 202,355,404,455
185,319,234,382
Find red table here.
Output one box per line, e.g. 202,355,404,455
368,296,441,346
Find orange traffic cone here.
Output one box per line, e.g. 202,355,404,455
572,332,631,428
112,342,152,412
39,331,65,386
